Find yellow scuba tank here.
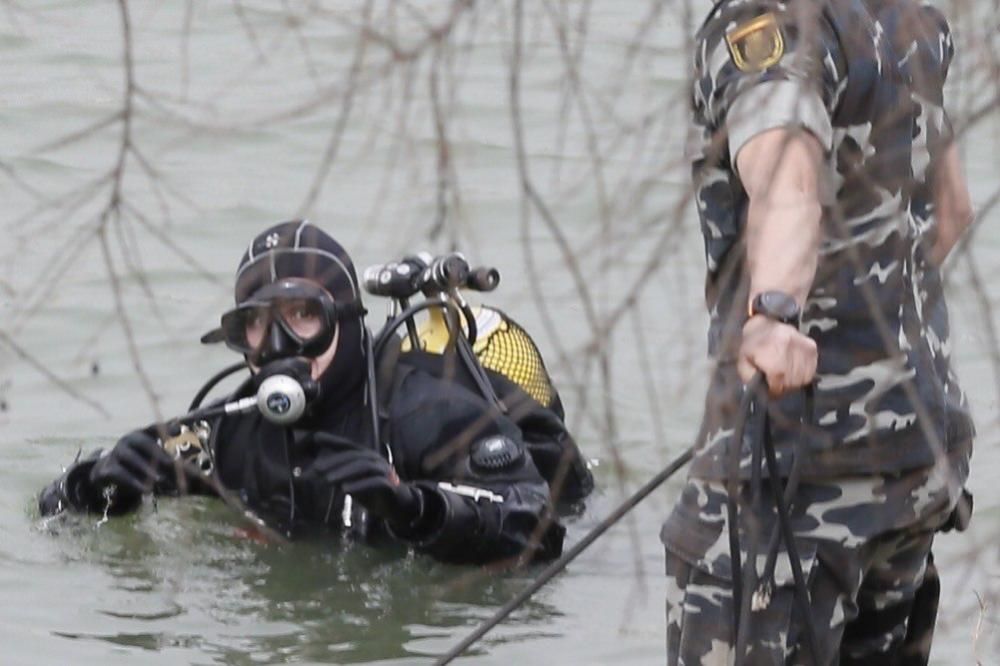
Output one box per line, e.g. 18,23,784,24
400,305,557,410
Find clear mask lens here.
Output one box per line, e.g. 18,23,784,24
241,299,327,351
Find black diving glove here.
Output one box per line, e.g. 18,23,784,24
308,447,425,530
87,430,177,514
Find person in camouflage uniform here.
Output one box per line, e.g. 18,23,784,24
661,0,976,662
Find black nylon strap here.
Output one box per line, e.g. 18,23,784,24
760,405,821,663
727,374,763,637
728,379,820,663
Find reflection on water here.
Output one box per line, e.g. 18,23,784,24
39,497,561,664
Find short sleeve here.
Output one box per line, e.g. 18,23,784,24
692,1,848,161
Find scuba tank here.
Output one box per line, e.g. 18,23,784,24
365,253,589,500
402,304,561,413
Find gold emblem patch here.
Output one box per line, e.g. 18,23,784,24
725,13,784,72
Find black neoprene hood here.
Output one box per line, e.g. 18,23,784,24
234,219,361,306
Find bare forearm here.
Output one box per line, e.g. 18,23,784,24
734,128,823,395
738,128,824,305
746,198,821,305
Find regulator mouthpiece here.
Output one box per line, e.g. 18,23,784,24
255,374,307,424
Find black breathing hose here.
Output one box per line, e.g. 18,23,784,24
371,298,494,408
372,299,451,360
187,361,250,411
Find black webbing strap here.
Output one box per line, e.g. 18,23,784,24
755,385,814,607
374,333,406,453
758,403,821,662
727,374,763,634
728,378,820,663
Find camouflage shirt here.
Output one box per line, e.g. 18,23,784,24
688,0,974,480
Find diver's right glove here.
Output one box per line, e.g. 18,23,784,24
306,445,427,532
85,430,178,515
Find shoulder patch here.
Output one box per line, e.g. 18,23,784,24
725,12,784,72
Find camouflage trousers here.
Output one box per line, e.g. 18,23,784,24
660,451,969,665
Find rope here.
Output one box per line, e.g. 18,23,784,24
434,442,698,665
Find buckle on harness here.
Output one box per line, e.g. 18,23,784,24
437,481,505,504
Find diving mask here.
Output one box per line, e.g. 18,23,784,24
201,279,365,363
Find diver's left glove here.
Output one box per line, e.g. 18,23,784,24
38,430,176,517
306,447,430,534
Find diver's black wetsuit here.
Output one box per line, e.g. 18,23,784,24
39,350,592,565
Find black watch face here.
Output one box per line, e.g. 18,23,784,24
757,291,800,323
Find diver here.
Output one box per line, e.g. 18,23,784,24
38,220,593,565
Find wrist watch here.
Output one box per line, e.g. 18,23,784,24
749,290,801,326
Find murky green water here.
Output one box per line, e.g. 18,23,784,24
1,1,997,664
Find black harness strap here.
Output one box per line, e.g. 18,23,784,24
374,333,408,455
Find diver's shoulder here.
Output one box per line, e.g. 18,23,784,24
389,362,477,413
